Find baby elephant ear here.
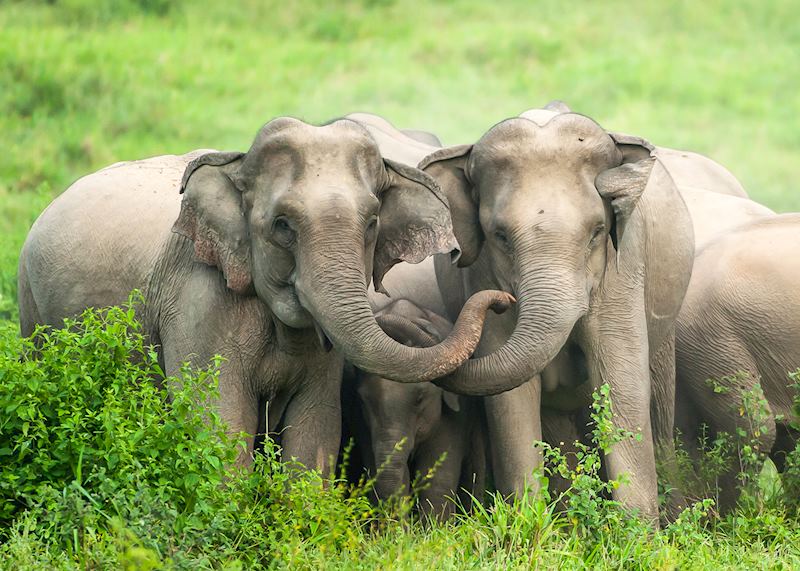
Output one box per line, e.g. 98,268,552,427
419,145,482,268
373,159,459,294
441,391,461,413
173,151,253,295
595,134,657,254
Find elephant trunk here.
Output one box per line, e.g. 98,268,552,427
294,227,513,383
372,433,413,500
437,259,585,396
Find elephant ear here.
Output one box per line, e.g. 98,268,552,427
173,151,253,295
595,133,657,254
418,144,483,268
442,391,461,413
373,159,460,294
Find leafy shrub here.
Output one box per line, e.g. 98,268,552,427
783,369,800,513
537,383,644,538
0,294,238,528
0,295,383,567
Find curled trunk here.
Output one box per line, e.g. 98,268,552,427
436,263,585,396
294,232,514,383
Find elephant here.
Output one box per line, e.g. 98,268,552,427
678,187,773,249
417,110,696,523
343,297,487,520
535,164,774,516
675,213,800,512
345,112,440,169
17,117,514,472
401,128,443,147
348,107,769,520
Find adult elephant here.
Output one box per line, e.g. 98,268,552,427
17,117,512,472
348,109,769,519
420,112,695,522
676,214,800,512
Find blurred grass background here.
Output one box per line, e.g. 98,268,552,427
1,0,799,318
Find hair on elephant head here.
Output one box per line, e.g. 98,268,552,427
420,113,657,394
173,117,513,382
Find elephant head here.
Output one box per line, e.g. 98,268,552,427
421,112,658,394
355,300,461,498
173,117,512,382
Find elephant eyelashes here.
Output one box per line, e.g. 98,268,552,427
271,216,296,249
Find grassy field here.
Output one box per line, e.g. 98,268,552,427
1,0,800,568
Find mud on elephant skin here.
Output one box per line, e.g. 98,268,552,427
420,111,695,523
342,298,487,520
18,117,513,473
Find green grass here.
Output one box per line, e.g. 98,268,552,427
2,302,800,569
2,0,800,567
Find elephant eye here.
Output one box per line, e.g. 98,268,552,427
589,224,606,246
271,216,296,249
493,229,511,251
364,217,378,243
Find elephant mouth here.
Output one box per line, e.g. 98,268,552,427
271,285,314,329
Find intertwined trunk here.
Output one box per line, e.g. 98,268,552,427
294,221,512,383
437,257,586,396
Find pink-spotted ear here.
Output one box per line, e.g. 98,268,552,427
595,134,656,253
419,144,483,268
172,151,253,295
372,159,460,294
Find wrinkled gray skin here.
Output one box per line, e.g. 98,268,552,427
345,298,486,520
17,117,514,472
676,213,800,512
537,161,774,514
420,111,695,523
679,187,773,249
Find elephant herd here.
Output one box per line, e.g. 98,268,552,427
17,102,799,525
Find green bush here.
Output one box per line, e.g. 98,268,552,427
0,294,238,527
0,297,382,568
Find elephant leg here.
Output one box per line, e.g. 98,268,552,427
580,305,660,523
540,408,583,508
485,377,542,498
650,332,687,519
160,331,260,467
677,338,776,513
413,417,467,521
458,413,488,511
279,363,343,474
710,387,776,514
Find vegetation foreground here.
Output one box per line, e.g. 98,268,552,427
3,1,800,568
0,302,798,569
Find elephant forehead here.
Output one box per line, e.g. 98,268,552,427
244,121,385,183
473,116,616,173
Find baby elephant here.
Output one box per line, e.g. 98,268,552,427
344,299,486,520
676,213,800,512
